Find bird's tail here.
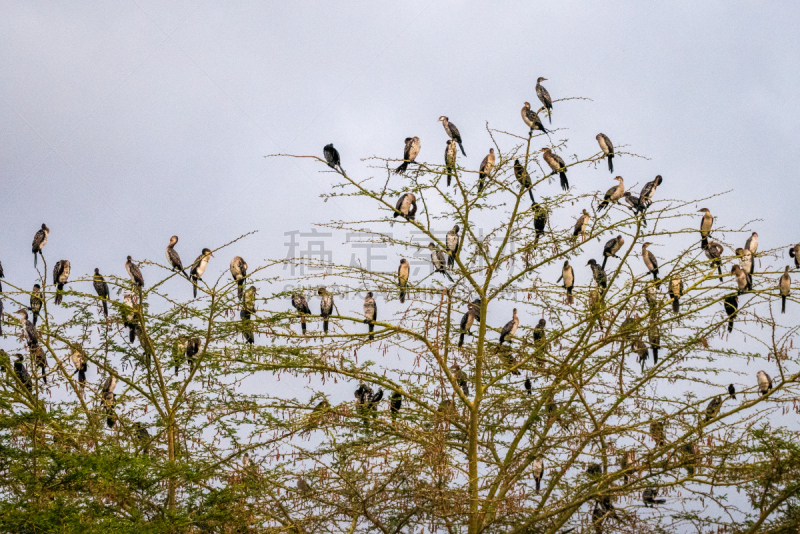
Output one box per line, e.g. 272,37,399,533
459,333,465,347
395,162,409,174
652,271,659,281
598,201,608,211
536,479,541,492
478,177,485,193
102,300,108,317
652,347,659,365
237,280,244,301
368,323,374,341
34,253,38,268
301,317,307,335
447,174,452,187
601,256,608,270
323,319,329,333
560,172,568,191
608,155,614,173
655,499,666,504
567,287,574,305
727,317,734,333
399,289,406,303
192,276,198,298
782,295,786,314
672,297,680,314
701,237,709,250
78,369,86,385
717,265,723,281
458,143,466,157
129,326,136,344
33,312,39,326
444,271,454,283
447,253,455,268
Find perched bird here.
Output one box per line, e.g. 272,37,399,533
444,140,457,186
230,256,248,301
745,232,759,256
789,244,800,269
478,148,495,193
573,209,590,241
184,338,200,372
524,376,532,395
728,384,736,400
649,420,665,447
735,248,753,290
307,397,330,429
70,347,87,389
458,299,481,347
532,457,544,492
126,256,145,291
389,391,402,417
15,310,38,348
601,235,625,270
513,159,535,205
394,193,417,221
592,504,605,534
532,198,548,245
535,77,553,123
619,450,635,485
640,175,663,207
644,282,658,313
541,148,568,190
698,208,713,248
354,383,383,418
123,294,138,344
587,259,608,292
598,176,625,211
780,266,791,314
669,274,683,313
622,192,647,219
757,370,773,396
634,339,649,372
135,422,151,455
642,488,666,507
165,236,185,276
13,354,32,393
189,248,214,298
438,116,466,156
323,143,341,172
731,265,749,295
703,241,724,281
93,269,110,317
533,319,547,351
101,375,117,429
642,243,659,281
243,286,256,314
429,243,453,283
241,288,256,344
452,364,469,396
396,259,410,304
521,102,548,135
30,284,43,326
32,346,47,384
557,260,575,304
292,293,311,335
364,292,377,341
446,225,461,268
0,260,4,292
396,136,421,174
681,442,698,476
596,133,614,173
53,260,70,305
31,223,49,267
0,299,3,336
648,325,661,365
723,294,739,333
499,308,519,344
704,395,723,422
318,286,333,333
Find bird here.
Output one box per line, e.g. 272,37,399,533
240,309,254,345
780,266,791,314
524,376,532,395
32,346,47,384
389,391,402,417
757,370,773,396
557,260,575,304
499,308,519,344
731,265,749,295
478,148,495,193
533,319,547,349
789,244,800,269
573,209,590,241
307,397,330,429
126,256,145,291
184,338,200,372
669,273,683,313
13,354,32,393
698,208,713,248
521,102,548,135
173,337,188,374
14,310,38,348
70,347,87,389
394,193,417,221
634,339,649,372
648,325,661,365
649,420,665,447
53,260,70,305
165,236,185,277
230,256,248,301
318,286,333,333
622,192,647,220
596,134,614,173
429,243,453,283
681,442,698,476
592,505,605,534
323,143,342,172
0,300,3,336
396,136,421,174
703,241,724,281
189,248,214,298
587,259,608,292
745,232,759,257
723,294,738,333
135,422,150,455
101,375,117,429
243,285,256,314
292,293,311,335
364,292,377,341
601,235,625,270
0,260,4,292
640,175,663,207
535,77,553,124
458,299,481,347
444,140,457,186
705,395,723,422
30,284,43,326
452,364,469,396
598,176,625,211
641,243,659,281
735,248,753,290
354,383,383,418
532,198,548,245
92,269,110,317
397,259,409,304
642,488,666,507
513,159,535,205
446,225,460,268
541,148,568,190
31,223,49,268
438,116,466,156
728,384,736,400
532,457,544,492
644,282,658,313
123,294,138,343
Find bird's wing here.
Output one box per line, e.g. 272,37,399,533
395,194,405,211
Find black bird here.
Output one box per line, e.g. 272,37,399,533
532,457,544,492
93,269,110,317
32,223,49,267
323,143,342,172
592,505,605,534
185,337,200,371
15,310,38,348
318,286,334,333
728,384,736,400
446,225,460,268
292,293,311,335
586,463,602,479
13,354,32,393
587,259,608,292
649,420,665,447
698,208,713,249
396,137,421,174
648,325,661,365
102,375,117,429
499,308,519,345
394,193,417,221
669,274,683,313
703,241,724,282
354,383,383,419
598,177,625,211
541,148,568,190
429,243,453,283
240,309,254,345
524,376,532,395
458,299,481,347
126,256,145,291
390,391,402,417
532,199,548,245
438,116,466,156
0,299,3,336
557,260,575,305
622,192,647,220
397,259,409,304
757,370,772,396
364,292,377,341
135,422,151,455
723,294,738,333
123,294,139,343
0,260,4,292
640,175,663,207
444,140,457,186
601,235,625,270
682,442,698,476
704,395,723,422
642,242,659,281
32,346,47,384
788,243,800,269
521,102,548,135
53,260,71,305
596,133,614,173
30,284,43,326
165,236,186,277
780,266,791,314
189,248,214,298
243,285,256,315
513,159,535,205
230,256,248,301
536,77,553,123
533,318,547,348
642,488,666,507
452,364,469,396
478,148,495,193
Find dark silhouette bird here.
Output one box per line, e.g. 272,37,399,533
619,450,634,485
602,235,625,270
165,236,186,277
364,292,377,341
598,176,625,211
731,265,749,295
541,148,568,190
0,260,4,292
459,299,481,347
735,248,753,290
705,395,723,422
524,376,532,395
789,243,800,269
240,309,254,345
649,420,665,447
123,294,139,344
184,338,200,372
444,140,457,186
533,318,547,348
53,260,70,305
532,198,548,245
126,256,144,291
135,422,150,455
622,192,647,221
532,457,544,492
557,260,575,305
478,148,495,193
723,294,738,333
354,383,383,419
499,308,519,345
521,102,548,135
634,339,649,372
648,325,661,365
32,346,47,384
698,208,713,249
536,77,553,123
438,116,466,156
446,225,460,268
592,504,605,534
642,242,659,281
513,159,535,205
596,133,614,173
318,286,333,333
13,354,32,393
396,136,421,174
586,463,602,479
397,259,409,304
452,364,469,396
681,441,698,476
573,209,590,241
390,391,402,417
323,143,342,172
0,299,3,336
780,266,791,314
640,175,663,207
587,259,608,292
745,232,759,257
757,370,773,396
15,310,38,348
30,284,43,326
394,193,417,221
92,269,110,317
642,488,666,507
32,223,49,267
189,248,213,298
429,243,453,283
230,256,248,301
101,375,117,429
728,384,736,400
669,274,683,313
703,241,724,282
70,347,87,389
292,293,311,335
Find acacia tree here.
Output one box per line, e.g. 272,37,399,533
0,94,798,534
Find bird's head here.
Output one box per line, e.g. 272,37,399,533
512,307,518,315
15,354,24,362
14,310,28,320
540,147,551,154
655,175,663,185
126,255,133,261
33,283,41,290
94,268,100,274
202,248,213,257
42,223,49,231
453,225,460,233
428,242,435,249
537,77,547,83
643,241,652,248
697,208,710,214
317,287,326,296
438,116,447,122
399,258,407,265
538,318,546,327
523,102,531,109
489,148,494,154
615,176,623,182
366,291,373,298
587,259,596,267
169,235,179,245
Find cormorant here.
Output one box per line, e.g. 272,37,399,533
731,265,749,295
642,243,659,281
123,294,138,343
478,148,495,193
601,235,625,270
642,488,666,507
397,259,409,304
452,364,469,396
634,339,649,372
14,310,38,348
698,208,713,248
390,391,402,417
735,248,753,290
354,383,383,418
446,225,460,268
93,268,110,317
745,232,758,277
444,140,457,186
230,256,248,301
649,420,665,447
723,294,738,333
532,198,548,245
185,337,200,371
645,282,658,313
307,397,330,429
126,256,145,290
323,143,342,172
596,133,614,173
648,325,661,365
533,319,547,351
789,243,800,269
541,148,568,190
703,241,724,281
573,209,590,241
780,266,791,314
241,287,256,344
669,273,683,313
70,347,87,389
394,193,417,221
513,159,535,205
190,248,213,298
622,192,647,223
499,308,519,344
101,375,117,429
532,457,544,492
728,384,736,400
396,136,421,174
524,376,532,395
757,370,772,396
438,116,466,156
521,102,548,135
429,243,453,283
32,223,49,267
292,293,311,335
557,260,575,304
318,286,333,333
165,236,185,276
135,422,150,455
32,346,47,383
53,260,70,305
30,284,43,326
0,260,3,292
705,395,723,421
364,292,377,341
536,77,553,122
13,354,32,393
640,175,663,207
598,176,625,211
458,299,481,347
587,259,608,292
